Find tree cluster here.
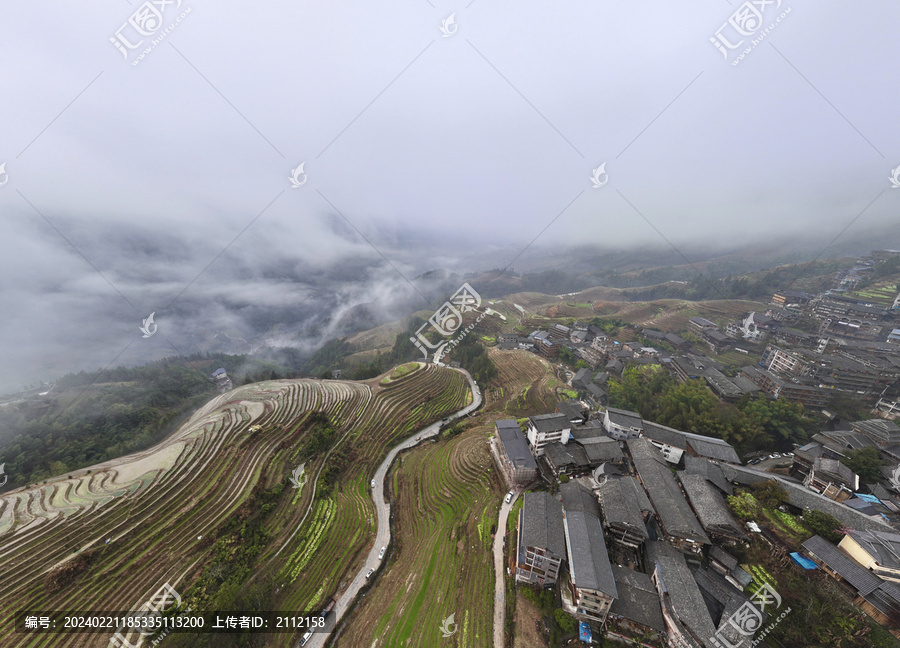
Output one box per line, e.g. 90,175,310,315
606,365,812,455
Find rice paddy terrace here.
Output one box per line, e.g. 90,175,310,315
0,362,470,647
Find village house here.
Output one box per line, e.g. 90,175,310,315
839,530,900,584
602,407,643,441
491,420,538,488
688,317,718,335
526,413,572,457
596,476,651,550
607,566,666,646
560,482,618,625
647,541,719,648
516,491,566,586
627,438,710,553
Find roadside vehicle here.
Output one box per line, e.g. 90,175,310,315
378,546,385,559
505,491,513,504
300,630,313,646
371,479,375,488
365,568,374,579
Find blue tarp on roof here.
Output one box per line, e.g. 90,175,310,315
790,552,817,570
854,493,882,504
579,621,592,642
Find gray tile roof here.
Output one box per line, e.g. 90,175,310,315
802,535,883,595
813,430,875,452
495,420,537,470
586,383,607,400
597,476,650,541
812,456,858,486
520,491,566,558
846,529,900,571
627,438,710,545
709,546,738,571
563,510,618,598
556,401,587,421
862,581,900,619
648,542,718,643
545,442,590,472
529,412,570,434
683,455,732,496
572,368,592,387
609,565,665,632
606,407,643,430
678,474,748,541
642,421,741,464
570,424,605,442
560,481,601,517
581,438,625,465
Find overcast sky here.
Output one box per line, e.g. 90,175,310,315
1,0,899,391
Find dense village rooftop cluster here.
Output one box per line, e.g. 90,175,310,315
484,250,900,644
505,249,900,417
493,405,768,646
490,403,900,644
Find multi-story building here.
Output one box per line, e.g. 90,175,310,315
526,413,571,456
602,407,643,440
741,365,830,408
560,482,618,625
647,541,719,648
688,317,718,335
596,476,651,550
492,420,538,487
851,419,900,446
548,323,571,341
772,289,811,307
516,492,566,586
533,332,559,359
607,566,665,645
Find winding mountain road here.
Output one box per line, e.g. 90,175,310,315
304,367,482,648
493,489,518,648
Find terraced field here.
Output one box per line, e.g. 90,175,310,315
591,298,770,330
339,348,560,648
486,349,560,418
0,363,469,647
334,429,501,648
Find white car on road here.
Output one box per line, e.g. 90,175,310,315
505,491,514,504
378,546,386,559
